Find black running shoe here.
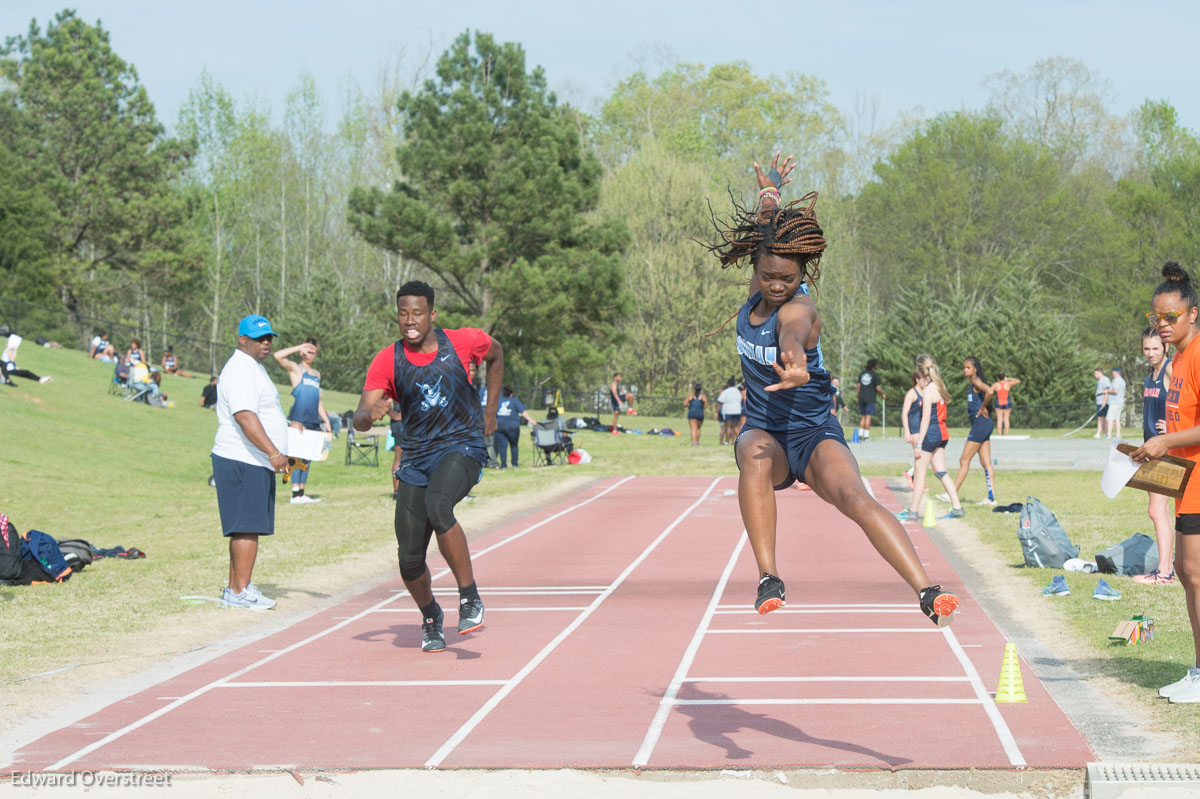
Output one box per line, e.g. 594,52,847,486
755,573,786,614
421,604,445,653
458,596,485,634
919,585,959,628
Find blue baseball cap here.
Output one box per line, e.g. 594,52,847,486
237,314,277,338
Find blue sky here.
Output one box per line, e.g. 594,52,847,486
2,1,1196,133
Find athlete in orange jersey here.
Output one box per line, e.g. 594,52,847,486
1132,262,1200,702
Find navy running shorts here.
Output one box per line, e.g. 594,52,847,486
212,453,276,536
735,414,848,491
397,440,486,488
996,402,1012,410
859,402,877,417
921,437,948,454
967,415,995,444
1176,514,1200,535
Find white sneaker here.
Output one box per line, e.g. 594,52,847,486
222,585,276,610
1161,667,1200,700
38,376,52,384
935,493,951,502
290,495,319,504
1093,433,1102,439
976,498,997,506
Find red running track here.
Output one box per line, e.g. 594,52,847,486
9,475,1093,772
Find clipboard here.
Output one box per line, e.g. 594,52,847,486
1116,443,1196,499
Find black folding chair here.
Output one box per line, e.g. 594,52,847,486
345,428,379,467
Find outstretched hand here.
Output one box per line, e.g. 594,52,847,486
753,151,795,190
765,350,810,392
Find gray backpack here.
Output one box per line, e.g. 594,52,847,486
1096,533,1159,576
1017,496,1079,568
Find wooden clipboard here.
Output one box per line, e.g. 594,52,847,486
1116,443,1196,499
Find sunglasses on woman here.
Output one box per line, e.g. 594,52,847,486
1146,310,1193,325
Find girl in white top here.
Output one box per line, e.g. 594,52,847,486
716,376,744,445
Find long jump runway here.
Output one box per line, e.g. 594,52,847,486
11,476,1093,772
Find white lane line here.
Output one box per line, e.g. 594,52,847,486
425,477,723,768
942,627,1027,767
219,680,507,688
672,698,981,706
705,628,941,635
46,475,637,771
682,676,971,683
632,528,747,768
426,587,607,594
712,608,917,615
861,476,876,498
367,604,588,609
715,603,908,609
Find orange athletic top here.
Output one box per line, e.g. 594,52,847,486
995,385,1010,405
1166,335,1200,515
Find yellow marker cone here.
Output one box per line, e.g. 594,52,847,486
922,496,937,528
994,642,1027,703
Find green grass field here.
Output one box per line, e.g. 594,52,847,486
2,345,1196,754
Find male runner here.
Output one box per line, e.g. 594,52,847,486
856,359,885,441
354,281,503,652
274,337,331,504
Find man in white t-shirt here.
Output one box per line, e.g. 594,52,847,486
716,377,744,445
210,314,289,610
1106,366,1127,439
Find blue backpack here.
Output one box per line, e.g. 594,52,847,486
21,530,73,582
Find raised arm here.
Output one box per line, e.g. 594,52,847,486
272,342,312,386
746,152,796,301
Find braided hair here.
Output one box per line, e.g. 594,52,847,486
706,191,828,288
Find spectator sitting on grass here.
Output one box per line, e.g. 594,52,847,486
162,346,194,378
201,376,218,409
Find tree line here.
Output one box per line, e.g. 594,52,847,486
3,12,1198,403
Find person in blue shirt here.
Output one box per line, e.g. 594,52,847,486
274,337,331,504
494,385,536,468
707,151,958,628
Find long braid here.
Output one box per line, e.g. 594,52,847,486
705,191,828,288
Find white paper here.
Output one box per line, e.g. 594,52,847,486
286,427,331,461
1101,440,1139,498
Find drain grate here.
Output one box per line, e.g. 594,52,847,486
1086,762,1200,798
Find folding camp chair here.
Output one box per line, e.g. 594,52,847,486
530,420,569,467
345,428,379,467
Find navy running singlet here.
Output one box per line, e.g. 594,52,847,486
967,384,986,421
736,287,832,433
907,391,923,436
391,329,485,454
288,369,322,427
1144,359,1171,441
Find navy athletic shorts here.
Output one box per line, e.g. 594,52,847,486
921,437,948,454
859,402,877,417
212,453,276,536
1176,514,1200,535
397,440,486,488
967,415,995,444
736,414,848,491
